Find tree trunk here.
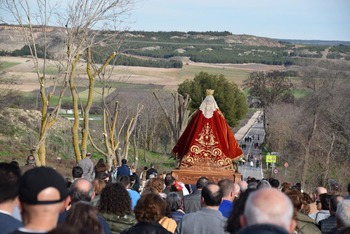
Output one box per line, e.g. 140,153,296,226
301,112,318,188
323,133,335,184
133,127,139,168
69,54,82,162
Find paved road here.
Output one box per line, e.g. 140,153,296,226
238,117,265,180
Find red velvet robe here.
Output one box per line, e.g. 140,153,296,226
172,108,243,171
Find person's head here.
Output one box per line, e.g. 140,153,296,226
0,162,21,203
91,179,106,196
117,175,131,188
86,153,92,158
69,178,94,203
134,193,166,223
150,163,155,168
238,180,248,192
347,182,350,195
330,195,344,215
96,158,104,165
72,166,83,179
201,183,223,207
314,186,327,201
318,193,331,211
240,188,296,234
336,200,350,228
218,179,235,201
26,155,36,165
19,167,68,229
99,183,132,215
143,166,148,171
226,188,256,233
196,176,209,189
284,188,303,213
293,183,302,192
121,158,127,165
269,178,280,189
145,177,164,193
10,160,20,168
247,181,258,190
164,173,175,187
65,201,101,234
166,192,182,212
257,180,271,190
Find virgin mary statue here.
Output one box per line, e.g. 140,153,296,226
172,89,243,172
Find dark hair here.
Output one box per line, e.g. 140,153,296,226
65,201,102,234
319,193,331,210
0,163,21,202
10,161,20,168
164,173,175,187
269,178,280,188
347,182,350,193
226,188,255,233
202,183,223,206
121,159,127,165
72,166,83,179
196,176,209,189
48,224,88,234
134,193,166,223
329,195,341,213
166,192,182,211
99,183,132,215
117,175,131,188
69,179,94,203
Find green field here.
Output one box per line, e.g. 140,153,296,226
0,61,20,70
177,65,250,84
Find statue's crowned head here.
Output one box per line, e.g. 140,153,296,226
206,89,215,96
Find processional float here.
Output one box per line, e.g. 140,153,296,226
172,89,244,184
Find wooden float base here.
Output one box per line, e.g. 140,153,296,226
171,169,242,184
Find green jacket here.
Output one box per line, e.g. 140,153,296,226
100,212,137,234
295,212,321,234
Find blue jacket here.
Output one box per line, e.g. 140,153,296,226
0,212,22,234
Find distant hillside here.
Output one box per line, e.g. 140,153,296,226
1,24,350,67
276,38,350,46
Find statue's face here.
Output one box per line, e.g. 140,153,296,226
205,100,214,111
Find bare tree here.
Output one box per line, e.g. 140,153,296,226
267,62,350,192
61,0,132,162
1,0,67,165
154,91,191,144
243,70,294,142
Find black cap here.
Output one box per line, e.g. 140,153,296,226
19,167,68,205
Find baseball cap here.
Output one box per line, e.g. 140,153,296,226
19,167,68,205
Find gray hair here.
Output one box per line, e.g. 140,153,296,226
166,192,182,211
336,200,350,227
257,180,271,190
244,188,294,231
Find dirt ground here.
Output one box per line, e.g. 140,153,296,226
0,56,284,92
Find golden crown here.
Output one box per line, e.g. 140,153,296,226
206,89,215,95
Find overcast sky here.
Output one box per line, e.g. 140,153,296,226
1,0,349,41
129,0,350,41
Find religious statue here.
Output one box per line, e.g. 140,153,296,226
172,89,243,173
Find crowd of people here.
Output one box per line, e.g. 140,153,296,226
1,154,350,234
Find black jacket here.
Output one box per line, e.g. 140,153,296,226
121,222,171,234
